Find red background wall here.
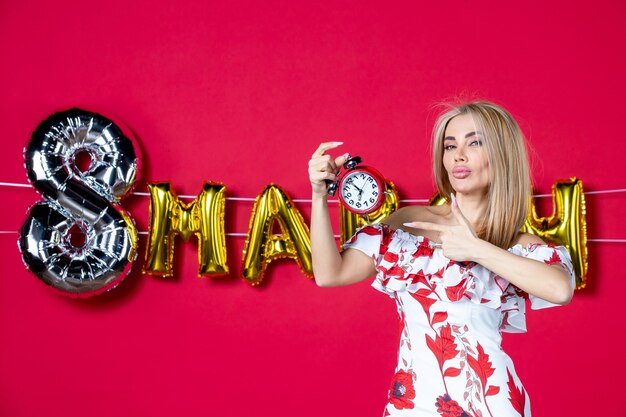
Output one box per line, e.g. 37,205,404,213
1,1,624,416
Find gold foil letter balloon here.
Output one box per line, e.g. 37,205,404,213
521,178,587,288
143,182,229,277
242,184,312,285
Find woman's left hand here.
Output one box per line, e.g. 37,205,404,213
404,194,482,262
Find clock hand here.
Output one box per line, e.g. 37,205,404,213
357,184,365,201
348,183,363,200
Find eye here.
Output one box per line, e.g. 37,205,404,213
469,139,483,146
444,144,456,151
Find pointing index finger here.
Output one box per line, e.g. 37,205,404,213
403,221,447,232
450,193,472,227
313,141,344,157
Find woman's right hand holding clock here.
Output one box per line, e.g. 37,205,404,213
309,141,375,287
308,142,350,198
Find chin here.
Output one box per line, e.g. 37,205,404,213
450,184,489,196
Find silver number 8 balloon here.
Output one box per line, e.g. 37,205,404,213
18,108,140,297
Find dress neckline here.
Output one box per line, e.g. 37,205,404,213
378,222,560,253
380,223,442,246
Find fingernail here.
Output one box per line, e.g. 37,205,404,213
334,141,344,145
403,222,415,227
343,152,350,158
450,193,458,208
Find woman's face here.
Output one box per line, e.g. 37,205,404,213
442,114,490,197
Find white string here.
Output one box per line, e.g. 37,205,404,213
0,230,623,242
2,181,625,241
2,181,626,201
0,182,31,189
132,191,266,201
532,189,626,197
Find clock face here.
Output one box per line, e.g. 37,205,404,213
340,170,383,212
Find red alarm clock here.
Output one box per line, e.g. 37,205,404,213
327,156,387,214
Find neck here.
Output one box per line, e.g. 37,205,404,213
454,192,488,229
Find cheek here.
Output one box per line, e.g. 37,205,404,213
483,160,491,182
480,153,489,170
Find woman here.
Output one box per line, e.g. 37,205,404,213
308,101,574,416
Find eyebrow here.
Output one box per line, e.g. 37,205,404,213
443,131,484,141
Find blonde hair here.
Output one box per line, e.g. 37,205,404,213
432,101,531,249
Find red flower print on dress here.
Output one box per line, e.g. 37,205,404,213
435,394,470,417
388,369,416,410
383,250,400,263
528,242,556,252
381,264,406,278
544,250,562,266
432,266,445,279
445,278,470,302
467,343,495,391
412,293,436,321
426,323,460,370
466,342,500,416
506,368,526,416
412,239,435,259
380,224,394,255
406,270,429,286
359,226,379,236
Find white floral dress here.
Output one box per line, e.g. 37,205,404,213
342,223,575,417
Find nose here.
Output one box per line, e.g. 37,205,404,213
453,145,466,162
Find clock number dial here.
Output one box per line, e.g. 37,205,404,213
340,170,382,212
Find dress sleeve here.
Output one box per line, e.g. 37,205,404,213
518,244,576,310
341,223,385,267
500,244,576,333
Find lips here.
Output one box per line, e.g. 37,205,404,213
452,167,471,179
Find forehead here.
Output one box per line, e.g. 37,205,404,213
444,114,479,138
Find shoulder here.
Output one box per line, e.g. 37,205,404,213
513,232,546,248
381,205,450,229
